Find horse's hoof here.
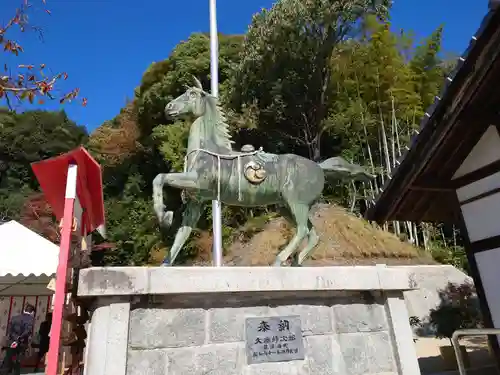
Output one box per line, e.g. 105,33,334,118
161,259,171,267
290,256,302,267
273,259,283,267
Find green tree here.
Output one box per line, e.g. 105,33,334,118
135,33,244,138
152,120,189,172
409,26,444,110
0,109,87,189
228,0,390,161
0,109,87,221
103,173,165,266
0,185,30,222
328,17,421,163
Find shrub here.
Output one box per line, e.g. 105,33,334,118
429,282,482,345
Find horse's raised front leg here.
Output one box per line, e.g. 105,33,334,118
163,201,203,266
153,172,199,227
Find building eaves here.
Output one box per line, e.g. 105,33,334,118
366,7,499,222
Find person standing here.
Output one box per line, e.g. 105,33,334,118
1,303,35,375
34,312,52,372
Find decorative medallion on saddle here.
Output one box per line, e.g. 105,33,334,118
244,161,267,184
240,144,267,184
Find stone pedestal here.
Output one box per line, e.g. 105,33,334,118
77,266,420,375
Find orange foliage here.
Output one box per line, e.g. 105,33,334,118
19,193,115,253
19,192,59,243
88,103,140,165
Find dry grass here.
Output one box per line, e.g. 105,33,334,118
220,204,435,266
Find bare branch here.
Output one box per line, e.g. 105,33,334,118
0,1,87,107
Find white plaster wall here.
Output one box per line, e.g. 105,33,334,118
453,125,500,179
458,178,500,330
457,171,500,202
461,192,500,242
475,249,500,330
454,125,500,340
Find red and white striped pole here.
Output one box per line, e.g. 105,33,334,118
46,163,78,375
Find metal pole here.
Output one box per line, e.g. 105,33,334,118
209,0,223,266
452,328,500,375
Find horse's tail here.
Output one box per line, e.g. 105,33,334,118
318,156,375,183
153,174,174,227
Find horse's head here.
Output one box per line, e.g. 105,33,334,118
165,77,210,118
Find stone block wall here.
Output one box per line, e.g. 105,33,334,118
79,266,421,375
126,294,394,375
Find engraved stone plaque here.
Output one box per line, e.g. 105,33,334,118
245,315,305,364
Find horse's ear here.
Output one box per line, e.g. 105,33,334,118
192,76,203,89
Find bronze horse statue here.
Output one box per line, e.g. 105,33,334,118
153,78,374,266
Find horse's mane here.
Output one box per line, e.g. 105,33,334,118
193,86,234,151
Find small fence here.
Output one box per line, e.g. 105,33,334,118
452,328,500,375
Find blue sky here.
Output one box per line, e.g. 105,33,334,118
0,0,490,132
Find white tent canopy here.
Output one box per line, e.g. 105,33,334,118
0,220,58,296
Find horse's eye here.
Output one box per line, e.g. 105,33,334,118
190,92,197,98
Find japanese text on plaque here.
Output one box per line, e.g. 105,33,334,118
245,315,304,364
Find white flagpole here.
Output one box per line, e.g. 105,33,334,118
209,0,223,266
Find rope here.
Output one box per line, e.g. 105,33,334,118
218,156,221,201
183,147,263,202
237,156,242,201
